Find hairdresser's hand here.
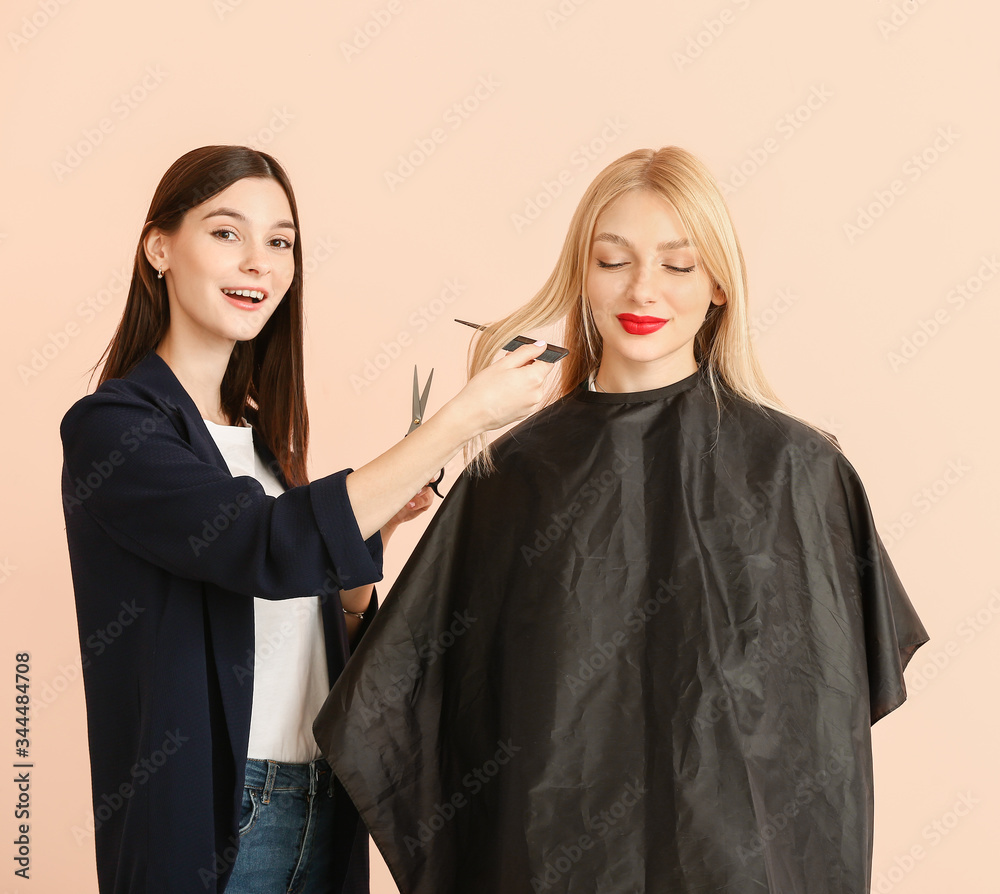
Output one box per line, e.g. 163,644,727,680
380,486,434,549
446,341,555,435
346,342,553,540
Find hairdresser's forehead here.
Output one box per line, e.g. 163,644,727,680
591,190,694,251
196,177,294,228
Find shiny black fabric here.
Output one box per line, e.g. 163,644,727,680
314,367,928,894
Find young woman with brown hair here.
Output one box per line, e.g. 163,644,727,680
60,144,554,894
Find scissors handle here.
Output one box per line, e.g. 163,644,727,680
428,468,445,499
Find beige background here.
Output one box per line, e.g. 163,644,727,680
2,1,997,891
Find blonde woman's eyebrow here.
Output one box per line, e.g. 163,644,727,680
593,232,691,252
201,207,296,231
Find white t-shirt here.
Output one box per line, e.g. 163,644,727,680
203,419,328,763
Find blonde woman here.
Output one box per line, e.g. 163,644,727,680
314,147,927,893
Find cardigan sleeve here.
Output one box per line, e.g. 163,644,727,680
60,382,382,599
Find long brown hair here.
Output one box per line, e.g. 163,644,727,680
94,145,310,486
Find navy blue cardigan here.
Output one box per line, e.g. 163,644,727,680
60,350,383,893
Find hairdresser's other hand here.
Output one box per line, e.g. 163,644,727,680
448,341,554,435
380,486,434,548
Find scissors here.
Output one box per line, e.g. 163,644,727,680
408,366,445,498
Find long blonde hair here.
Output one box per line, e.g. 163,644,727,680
466,146,824,472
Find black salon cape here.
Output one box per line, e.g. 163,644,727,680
314,367,927,894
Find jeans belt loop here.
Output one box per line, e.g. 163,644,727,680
261,760,278,805
308,759,320,798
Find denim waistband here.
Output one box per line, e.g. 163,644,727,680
243,757,333,803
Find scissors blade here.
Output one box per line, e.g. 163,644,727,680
419,368,434,418
408,366,422,434
408,367,435,434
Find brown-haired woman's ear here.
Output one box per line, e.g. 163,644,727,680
143,228,168,277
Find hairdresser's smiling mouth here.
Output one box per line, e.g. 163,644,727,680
222,287,268,307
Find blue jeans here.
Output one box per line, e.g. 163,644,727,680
226,758,338,894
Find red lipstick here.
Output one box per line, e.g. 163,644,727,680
617,313,667,335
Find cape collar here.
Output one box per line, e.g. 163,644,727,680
577,365,704,404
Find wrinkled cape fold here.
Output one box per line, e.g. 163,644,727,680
315,367,927,894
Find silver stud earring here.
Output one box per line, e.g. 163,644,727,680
157,266,164,279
